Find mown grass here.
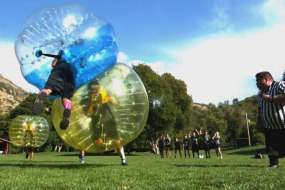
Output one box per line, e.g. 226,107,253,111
0,145,285,190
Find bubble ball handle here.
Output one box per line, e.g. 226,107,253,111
35,49,63,59
35,50,42,58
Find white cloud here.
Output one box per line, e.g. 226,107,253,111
124,25,285,104
117,51,128,63
140,0,285,105
148,61,167,75
127,59,168,76
129,59,144,66
164,25,285,104
258,0,285,25
119,0,285,105
0,42,38,93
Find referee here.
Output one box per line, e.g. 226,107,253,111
256,71,285,168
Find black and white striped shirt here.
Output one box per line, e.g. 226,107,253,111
258,81,285,130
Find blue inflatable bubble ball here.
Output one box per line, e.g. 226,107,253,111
14,4,118,90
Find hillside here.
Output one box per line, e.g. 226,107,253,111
0,74,29,114
193,102,208,110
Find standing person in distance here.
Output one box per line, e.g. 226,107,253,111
157,134,165,158
191,130,200,158
203,130,211,158
174,137,182,158
182,135,191,158
212,131,223,159
164,134,171,158
256,71,285,168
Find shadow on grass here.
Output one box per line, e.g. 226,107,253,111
0,162,111,168
58,152,140,157
226,147,266,155
175,163,265,168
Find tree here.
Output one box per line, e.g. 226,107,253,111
0,113,10,139
161,73,193,132
9,94,36,119
133,64,176,139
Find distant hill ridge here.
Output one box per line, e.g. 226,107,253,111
193,102,208,110
0,74,29,114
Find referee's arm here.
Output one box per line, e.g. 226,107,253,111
261,93,285,104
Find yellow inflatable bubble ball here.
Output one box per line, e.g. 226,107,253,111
52,63,149,152
9,115,50,147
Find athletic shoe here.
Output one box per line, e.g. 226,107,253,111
121,161,128,166
270,165,278,169
60,109,71,130
80,157,85,164
32,93,47,115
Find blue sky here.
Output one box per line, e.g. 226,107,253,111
1,0,285,105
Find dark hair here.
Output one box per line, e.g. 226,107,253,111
88,79,100,89
255,71,273,80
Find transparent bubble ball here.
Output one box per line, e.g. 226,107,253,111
14,4,118,90
51,63,149,152
9,115,50,147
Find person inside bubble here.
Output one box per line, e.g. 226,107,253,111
24,118,35,146
25,147,35,161
32,50,76,130
83,81,121,150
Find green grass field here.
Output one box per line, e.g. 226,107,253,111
0,145,285,190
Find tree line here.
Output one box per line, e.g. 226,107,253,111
0,63,263,152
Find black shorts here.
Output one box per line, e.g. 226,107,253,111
265,128,285,158
44,60,75,99
204,142,210,151
26,147,35,152
215,144,220,148
192,144,199,152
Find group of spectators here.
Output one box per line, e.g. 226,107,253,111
155,128,223,159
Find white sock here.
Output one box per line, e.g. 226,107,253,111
118,147,126,162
